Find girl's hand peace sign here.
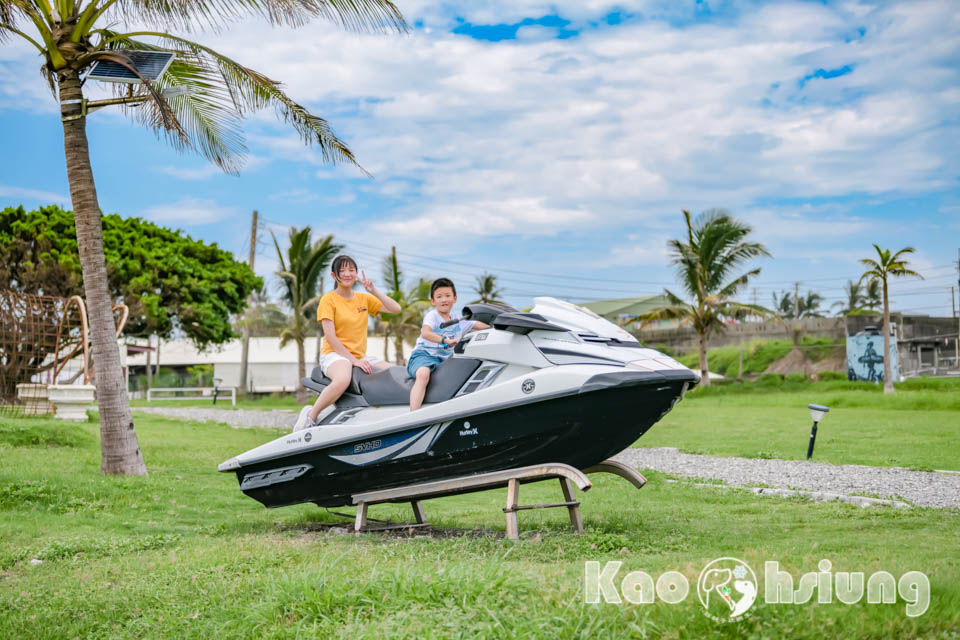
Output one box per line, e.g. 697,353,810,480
359,270,377,293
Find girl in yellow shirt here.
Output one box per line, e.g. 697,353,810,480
294,255,401,430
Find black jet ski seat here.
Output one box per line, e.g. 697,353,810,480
302,357,482,406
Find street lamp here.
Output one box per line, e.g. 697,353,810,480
806,404,829,460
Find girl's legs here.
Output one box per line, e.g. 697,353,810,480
409,366,431,411
309,359,352,422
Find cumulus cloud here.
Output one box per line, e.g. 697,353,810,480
0,185,70,206
142,197,235,224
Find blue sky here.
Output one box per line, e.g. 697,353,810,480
1,0,958,316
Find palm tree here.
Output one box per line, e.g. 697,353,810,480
472,272,504,304
772,289,825,319
833,280,867,316
864,279,883,311
380,251,429,365
273,228,343,404
0,2,405,475
639,209,771,386
858,245,922,394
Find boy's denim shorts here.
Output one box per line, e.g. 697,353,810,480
407,350,446,378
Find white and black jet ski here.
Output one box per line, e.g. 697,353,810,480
218,297,698,508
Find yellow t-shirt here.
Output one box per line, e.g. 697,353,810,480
317,291,383,359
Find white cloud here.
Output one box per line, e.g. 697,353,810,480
0,185,70,206
142,197,235,224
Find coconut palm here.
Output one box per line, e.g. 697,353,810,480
272,228,343,404
380,252,430,365
639,209,771,386
472,272,504,304
772,289,825,319
832,279,867,316
858,245,922,394
0,1,405,475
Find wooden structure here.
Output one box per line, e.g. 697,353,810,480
350,459,647,539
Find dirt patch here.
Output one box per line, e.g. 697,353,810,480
764,347,813,375
765,346,845,377
277,520,505,540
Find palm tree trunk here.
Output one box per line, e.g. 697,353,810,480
296,337,307,404
394,334,405,365
698,332,710,386
59,71,146,476
384,327,390,361
882,279,894,394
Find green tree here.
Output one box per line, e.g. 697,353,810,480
234,286,291,337
772,289,825,319
0,1,404,475
858,245,922,394
272,227,342,404
380,251,430,365
639,209,771,386
1,205,261,348
471,272,504,304
832,279,867,316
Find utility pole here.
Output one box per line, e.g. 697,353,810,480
794,281,800,319
956,249,960,365
238,210,258,395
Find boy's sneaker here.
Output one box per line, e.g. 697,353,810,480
292,406,316,432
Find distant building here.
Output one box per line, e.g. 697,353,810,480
126,337,410,393
580,295,676,328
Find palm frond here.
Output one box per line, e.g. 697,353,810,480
98,30,365,173
111,0,406,34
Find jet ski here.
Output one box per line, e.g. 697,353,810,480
218,297,699,508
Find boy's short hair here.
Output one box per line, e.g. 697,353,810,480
430,277,456,298
331,255,358,281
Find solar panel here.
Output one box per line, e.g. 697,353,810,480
87,50,175,84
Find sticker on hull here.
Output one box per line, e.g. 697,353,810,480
328,421,452,466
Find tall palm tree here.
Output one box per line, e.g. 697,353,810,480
833,279,867,316
380,252,429,365
472,272,504,304
858,245,922,394
273,228,342,404
639,209,771,386
0,1,405,475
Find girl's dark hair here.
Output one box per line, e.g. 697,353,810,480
331,255,358,282
430,277,456,298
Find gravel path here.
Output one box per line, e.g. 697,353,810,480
613,447,960,510
134,407,295,430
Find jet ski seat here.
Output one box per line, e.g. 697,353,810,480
307,357,483,406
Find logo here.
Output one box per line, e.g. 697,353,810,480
358,306,367,312
474,332,488,342
303,431,312,443
458,420,478,436
697,558,758,622
521,379,535,394
353,439,382,453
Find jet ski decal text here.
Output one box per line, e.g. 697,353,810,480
329,421,453,466
354,440,382,453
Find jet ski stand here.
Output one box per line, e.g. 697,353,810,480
350,459,647,539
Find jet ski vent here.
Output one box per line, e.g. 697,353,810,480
456,363,505,397
240,464,313,491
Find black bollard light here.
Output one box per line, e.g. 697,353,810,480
806,404,829,460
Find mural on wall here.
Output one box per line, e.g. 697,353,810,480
847,335,899,382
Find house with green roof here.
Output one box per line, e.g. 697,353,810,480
579,295,678,328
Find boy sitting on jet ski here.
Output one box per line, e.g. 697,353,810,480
407,278,490,411
293,254,401,430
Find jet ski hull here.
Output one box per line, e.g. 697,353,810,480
231,371,694,508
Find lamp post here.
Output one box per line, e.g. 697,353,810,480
806,404,829,460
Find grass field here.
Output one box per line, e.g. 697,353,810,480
643,377,960,470
1,409,958,638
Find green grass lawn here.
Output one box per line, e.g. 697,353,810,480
1,413,958,638
641,378,960,470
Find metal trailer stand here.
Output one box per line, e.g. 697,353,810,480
350,459,647,539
